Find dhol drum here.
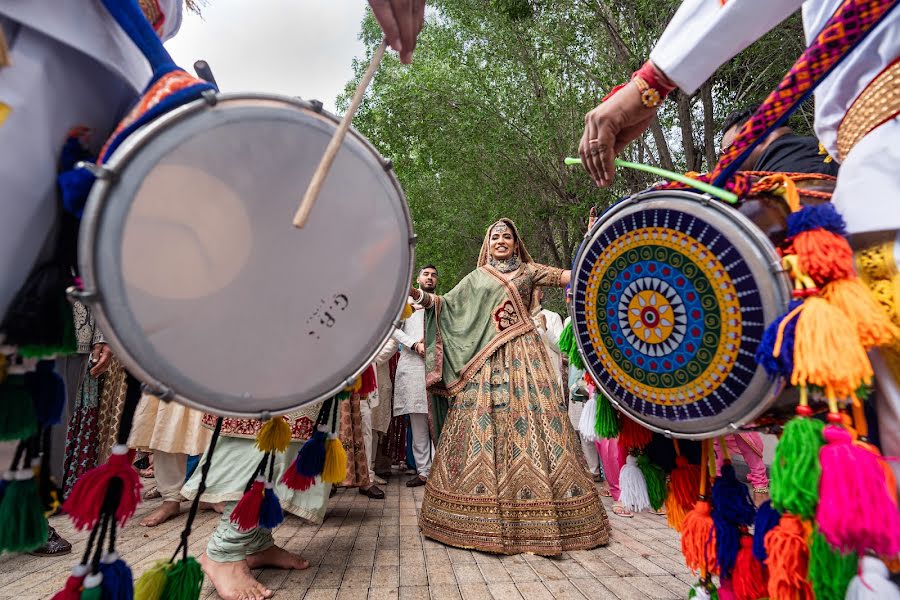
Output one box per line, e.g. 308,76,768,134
570,176,834,438
76,93,414,418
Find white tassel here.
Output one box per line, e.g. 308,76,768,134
578,395,598,442
618,455,650,512
845,557,900,600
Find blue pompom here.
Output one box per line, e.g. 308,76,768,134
100,553,134,600
58,168,96,218
752,500,781,562
712,463,756,578
57,134,93,173
786,203,847,238
755,299,801,379
258,485,284,529
297,430,327,477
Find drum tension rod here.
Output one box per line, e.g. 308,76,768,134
76,161,114,181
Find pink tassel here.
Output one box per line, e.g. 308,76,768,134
816,425,900,556
62,445,141,530
718,577,736,600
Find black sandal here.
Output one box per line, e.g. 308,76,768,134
359,485,385,499
29,527,72,556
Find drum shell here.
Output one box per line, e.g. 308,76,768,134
76,93,415,418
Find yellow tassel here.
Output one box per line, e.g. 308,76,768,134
822,278,900,348
134,560,170,600
0,27,9,68
255,418,292,453
791,296,873,399
665,488,687,532
321,437,347,484
401,303,414,320
343,377,362,393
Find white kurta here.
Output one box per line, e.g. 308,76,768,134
649,0,900,233
0,0,182,318
392,303,428,416
536,308,564,386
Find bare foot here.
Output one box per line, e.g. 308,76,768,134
199,553,273,600
200,501,225,513
246,545,310,570
139,500,181,527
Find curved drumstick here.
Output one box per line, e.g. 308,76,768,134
293,39,389,228
564,157,738,204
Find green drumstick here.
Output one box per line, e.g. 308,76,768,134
563,157,738,204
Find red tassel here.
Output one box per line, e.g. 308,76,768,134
765,514,814,600
62,445,141,530
732,536,767,600
51,564,89,599
618,417,652,453
583,371,595,388
230,478,265,532
681,500,717,574
358,365,377,395
669,455,700,512
280,459,315,491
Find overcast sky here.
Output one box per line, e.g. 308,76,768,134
165,0,368,111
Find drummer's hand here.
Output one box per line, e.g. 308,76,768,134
90,343,113,377
579,82,658,188
369,0,426,64
587,206,597,231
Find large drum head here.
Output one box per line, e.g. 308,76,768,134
80,94,413,417
571,190,791,438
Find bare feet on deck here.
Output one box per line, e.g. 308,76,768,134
246,545,310,570
199,553,273,600
139,500,181,527
200,501,225,513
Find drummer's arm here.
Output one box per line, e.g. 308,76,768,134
650,0,803,95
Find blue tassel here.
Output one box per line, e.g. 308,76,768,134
755,299,801,379
25,361,66,427
711,463,756,578
57,133,94,172
297,429,328,477
100,552,134,600
258,484,284,529
786,203,846,237
58,168,96,218
752,500,781,562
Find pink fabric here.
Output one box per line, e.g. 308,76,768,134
596,438,624,501
714,433,769,488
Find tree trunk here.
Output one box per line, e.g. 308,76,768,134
649,116,675,171
700,81,718,171
675,91,699,172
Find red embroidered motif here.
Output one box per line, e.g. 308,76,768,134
201,414,315,441
492,300,519,331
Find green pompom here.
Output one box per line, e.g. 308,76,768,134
771,416,824,519
0,475,48,553
0,375,37,441
594,393,620,439
162,557,204,600
809,530,857,600
80,579,103,600
135,559,171,600
558,322,585,370
637,454,667,511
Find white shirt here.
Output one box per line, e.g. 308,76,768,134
392,300,428,416
536,308,564,386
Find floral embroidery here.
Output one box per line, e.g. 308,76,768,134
492,300,520,331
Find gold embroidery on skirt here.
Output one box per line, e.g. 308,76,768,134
855,237,900,382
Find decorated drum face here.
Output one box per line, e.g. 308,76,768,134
78,94,414,417
571,190,792,438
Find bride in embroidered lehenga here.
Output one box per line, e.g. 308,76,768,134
414,218,610,555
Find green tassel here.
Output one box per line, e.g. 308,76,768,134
594,393,620,439
18,300,78,358
809,530,857,600
162,557,204,600
80,574,103,600
637,454,667,511
0,474,48,553
771,416,824,519
0,375,37,441
558,321,585,370
135,559,171,600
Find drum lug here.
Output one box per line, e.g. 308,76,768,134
75,161,114,181
201,89,218,106
141,382,175,402
409,233,418,246
310,100,324,113
66,285,97,304
382,158,393,172
699,194,713,206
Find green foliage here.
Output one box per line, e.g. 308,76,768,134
342,1,809,301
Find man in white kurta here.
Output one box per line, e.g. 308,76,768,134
392,265,438,487
533,289,565,387
579,0,900,485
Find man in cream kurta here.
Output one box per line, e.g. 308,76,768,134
393,265,438,487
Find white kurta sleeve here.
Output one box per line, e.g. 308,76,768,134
375,336,399,365
650,0,805,94
392,325,419,350
543,311,565,350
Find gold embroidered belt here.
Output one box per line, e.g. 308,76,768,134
837,58,900,161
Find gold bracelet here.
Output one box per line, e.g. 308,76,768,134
633,76,663,109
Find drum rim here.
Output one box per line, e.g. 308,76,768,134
77,92,416,418
570,189,791,439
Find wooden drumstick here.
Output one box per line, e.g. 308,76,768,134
293,39,389,228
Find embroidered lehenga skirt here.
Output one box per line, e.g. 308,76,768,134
419,331,610,555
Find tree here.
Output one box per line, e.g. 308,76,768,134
341,0,810,308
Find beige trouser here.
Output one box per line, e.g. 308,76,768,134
154,451,187,502
360,396,375,483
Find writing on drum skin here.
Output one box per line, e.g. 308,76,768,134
307,294,349,340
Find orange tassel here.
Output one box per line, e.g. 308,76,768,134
669,455,701,512
822,278,900,348
765,514,814,600
681,500,717,574
791,296,872,399
665,490,687,532
793,229,855,286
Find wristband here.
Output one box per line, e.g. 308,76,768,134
601,60,676,107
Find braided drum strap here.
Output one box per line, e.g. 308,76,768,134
711,0,899,189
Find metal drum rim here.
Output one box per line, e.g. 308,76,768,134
569,188,791,439
77,92,415,418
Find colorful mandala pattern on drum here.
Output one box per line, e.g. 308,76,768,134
573,208,765,422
